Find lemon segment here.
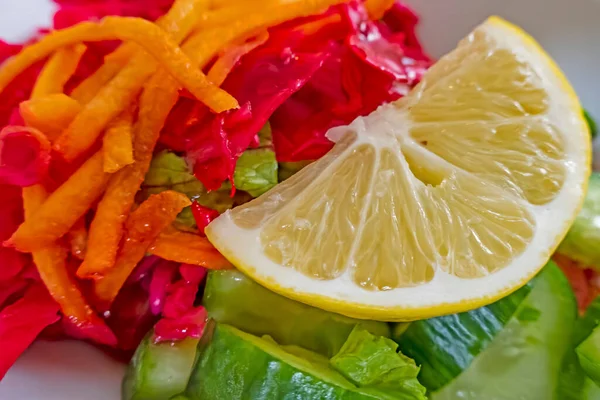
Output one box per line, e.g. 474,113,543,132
206,17,591,320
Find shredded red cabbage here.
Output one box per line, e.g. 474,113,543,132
0,284,60,379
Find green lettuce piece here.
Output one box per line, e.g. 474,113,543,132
557,172,600,269
330,326,427,400
233,122,278,197
233,149,278,197
144,151,195,186
584,109,598,138
141,151,235,230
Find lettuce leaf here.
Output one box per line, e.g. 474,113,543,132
584,109,597,138
330,326,427,400
233,149,277,197
233,122,278,197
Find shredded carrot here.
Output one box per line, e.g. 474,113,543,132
0,17,237,126
207,31,269,86
8,151,110,252
22,185,115,346
77,76,182,278
68,217,88,261
30,44,86,99
103,107,135,173
365,0,395,20
70,44,135,104
149,228,232,269
53,20,236,160
93,191,190,306
19,94,82,141
70,0,209,105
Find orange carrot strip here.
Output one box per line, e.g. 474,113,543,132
149,228,232,269
19,94,82,141
70,44,135,104
68,217,88,261
103,107,134,173
207,31,269,86
30,44,86,99
94,191,191,306
77,74,182,278
0,17,237,121
70,0,209,104
8,151,110,252
365,0,395,20
22,185,115,346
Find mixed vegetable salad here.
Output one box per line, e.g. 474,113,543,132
0,0,599,399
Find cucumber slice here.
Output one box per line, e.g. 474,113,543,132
556,297,600,400
122,333,199,400
557,172,600,269
431,263,576,400
578,328,600,388
394,277,533,391
185,322,421,400
203,270,390,357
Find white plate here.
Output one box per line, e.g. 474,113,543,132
0,0,599,398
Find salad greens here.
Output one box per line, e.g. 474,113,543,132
331,327,426,399
203,269,390,357
185,323,426,400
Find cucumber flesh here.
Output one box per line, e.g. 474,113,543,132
395,277,533,391
203,270,390,357
431,264,576,400
578,325,600,387
186,322,375,400
186,322,424,400
122,333,199,400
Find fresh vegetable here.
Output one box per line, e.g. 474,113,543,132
585,109,598,138
203,269,390,357
431,263,577,399
577,326,600,387
19,94,82,141
30,44,86,99
0,126,51,187
558,172,600,270
395,277,534,392
122,333,199,400
0,285,60,380
23,184,116,346
556,296,600,399
103,107,135,173
330,327,426,399
185,322,426,400
8,151,110,252
93,191,190,307
148,228,232,268
233,122,278,196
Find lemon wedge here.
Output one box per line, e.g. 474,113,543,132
206,17,591,321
